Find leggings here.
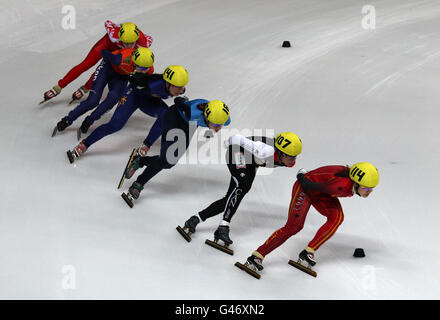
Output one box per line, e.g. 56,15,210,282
198,161,256,223
66,61,127,124
58,34,118,90
84,85,167,148
135,105,194,186
256,181,344,257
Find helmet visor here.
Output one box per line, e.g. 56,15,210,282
135,65,149,71
208,122,223,129
359,185,374,191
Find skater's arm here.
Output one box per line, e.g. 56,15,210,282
143,118,162,148
297,174,347,196
101,49,122,66
174,97,191,119
128,72,152,91
226,134,274,160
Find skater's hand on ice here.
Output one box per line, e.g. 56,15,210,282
138,144,150,157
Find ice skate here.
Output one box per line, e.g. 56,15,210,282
121,181,143,208
40,85,61,104
288,249,317,277
52,117,71,137
77,117,92,140
124,155,141,179
176,215,200,242
205,225,234,255
67,139,87,164
117,148,137,189
235,254,263,279
68,85,89,105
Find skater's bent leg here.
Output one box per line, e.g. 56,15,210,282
198,177,238,222
256,182,311,258
66,63,112,123
84,94,137,147
58,35,111,88
87,78,128,124
138,155,159,168
134,106,191,187
134,156,174,186
307,197,344,251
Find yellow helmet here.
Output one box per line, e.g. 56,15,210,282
119,22,140,43
349,162,379,188
204,100,230,125
163,65,189,87
275,132,302,157
132,47,154,68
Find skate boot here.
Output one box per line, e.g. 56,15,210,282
214,225,233,245
288,248,317,277
41,85,62,104
80,117,91,134
52,116,71,137
246,254,264,271
124,156,141,179
121,182,144,208
205,225,234,255
128,182,144,200
77,117,92,140
298,249,316,266
57,117,71,132
184,215,200,234
67,139,88,164
235,252,264,279
176,215,200,242
69,85,89,105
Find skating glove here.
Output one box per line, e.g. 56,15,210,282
174,96,191,119
297,168,308,177
137,143,150,157
101,49,122,66
128,72,150,89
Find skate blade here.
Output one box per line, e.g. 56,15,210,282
77,127,81,141
51,126,58,138
176,226,192,242
205,239,234,255
68,99,76,106
118,148,137,189
288,259,317,277
234,262,261,279
121,192,134,208
66,150,75,164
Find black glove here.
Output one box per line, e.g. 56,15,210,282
174,96,191,118
174,96,189,105
128,72,150,89
296,168,307,178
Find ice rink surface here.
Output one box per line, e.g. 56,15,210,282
1,0,440,300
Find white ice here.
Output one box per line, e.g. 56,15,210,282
1,0,440,300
